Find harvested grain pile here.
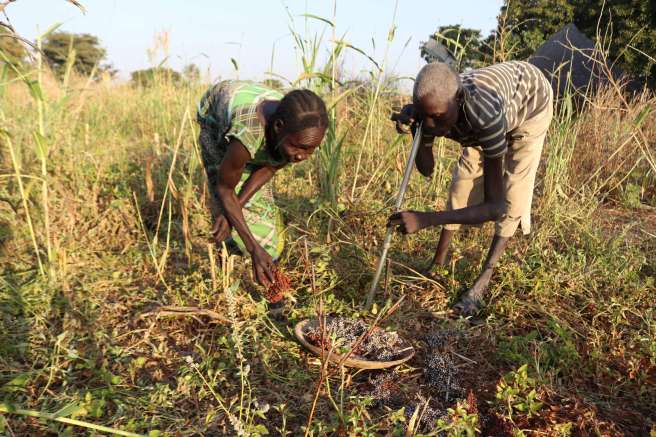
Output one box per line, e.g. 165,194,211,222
305,317,405,361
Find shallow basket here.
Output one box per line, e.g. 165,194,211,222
294,318,415,369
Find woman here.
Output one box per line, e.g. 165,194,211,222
197,80,328,302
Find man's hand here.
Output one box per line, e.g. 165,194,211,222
390,104,417,134
415,145,435,177
387,211,430,234
251,245,274,287
212,214,232,243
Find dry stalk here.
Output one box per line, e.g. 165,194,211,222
207,242,217,291
304,238,334,437
131,192,171,291
145,156,155,202
2,132,45,277
181,198,191,263
138,306,228,325
154,108,188,242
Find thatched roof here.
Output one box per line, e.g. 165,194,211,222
529,23,626,96
421,39,457,68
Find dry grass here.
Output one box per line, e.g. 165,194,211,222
569,86,656,203
0,56,655,437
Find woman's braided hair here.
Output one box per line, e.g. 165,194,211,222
273,89,329,133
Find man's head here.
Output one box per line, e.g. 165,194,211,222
413,62,462,136
269,89,328,163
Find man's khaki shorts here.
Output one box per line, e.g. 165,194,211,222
443,99,554,238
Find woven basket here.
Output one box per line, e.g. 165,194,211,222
294,318,415,370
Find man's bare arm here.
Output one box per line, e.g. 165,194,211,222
388,156,505,233
428,155,504,225
415,133,436,177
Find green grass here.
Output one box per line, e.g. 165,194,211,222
1,13,656,436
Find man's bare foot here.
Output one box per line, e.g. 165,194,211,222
451,296,482,316
451,288,485,316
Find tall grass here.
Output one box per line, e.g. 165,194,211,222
0,2,655,435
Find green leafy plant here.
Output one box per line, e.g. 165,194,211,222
435,401,480,436
494,364,544,421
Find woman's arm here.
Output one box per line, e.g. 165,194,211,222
236,164,277,206
212,164,278,241
216,139,275,285
388,156,505,234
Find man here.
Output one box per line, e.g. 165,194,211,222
197,81,328,305
388,61,553,315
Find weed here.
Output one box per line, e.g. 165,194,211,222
435,400,480,437
494,364,544,421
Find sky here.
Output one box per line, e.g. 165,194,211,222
8,0,502,85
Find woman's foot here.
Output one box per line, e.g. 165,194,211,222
267,297,291,320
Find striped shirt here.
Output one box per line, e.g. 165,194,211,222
448,61,552,158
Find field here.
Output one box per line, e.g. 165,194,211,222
1,22,656,437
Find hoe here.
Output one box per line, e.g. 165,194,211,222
365,122,423,308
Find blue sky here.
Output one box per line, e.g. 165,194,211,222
8,0,502,83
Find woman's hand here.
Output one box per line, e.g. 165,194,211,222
251,245,274,287
390,104,417,134
212,214,232,244
387,211,431,234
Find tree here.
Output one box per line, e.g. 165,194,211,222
421,25,486,70
42,31,109,77
496,0,656,85
182,63,200,83
0,28,27,67
130,67,182,87
570,0,656,84
498,0,574,61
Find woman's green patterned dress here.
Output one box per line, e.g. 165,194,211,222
197,80,286,259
